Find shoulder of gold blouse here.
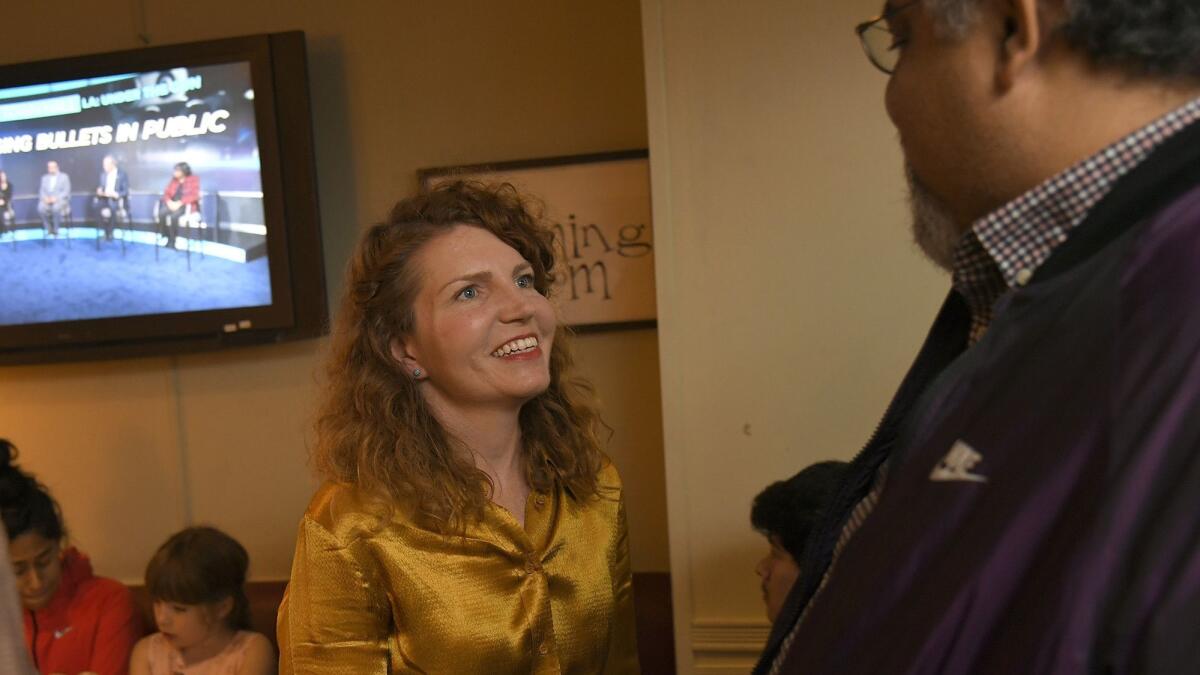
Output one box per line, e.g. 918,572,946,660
594,460,623,501
303,481,393,545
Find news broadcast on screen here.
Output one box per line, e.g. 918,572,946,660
0,60,273,327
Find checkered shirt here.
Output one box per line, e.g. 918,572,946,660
953,97,1200,343
766,96,1200,675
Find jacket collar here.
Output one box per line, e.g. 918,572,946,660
32,547,93,624
1035,115,1200,283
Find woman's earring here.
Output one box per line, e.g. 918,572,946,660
412,368,422,379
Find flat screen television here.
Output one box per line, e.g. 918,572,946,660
0,32,327,365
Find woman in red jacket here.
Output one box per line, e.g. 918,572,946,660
1,439,141,675
157,161,200,249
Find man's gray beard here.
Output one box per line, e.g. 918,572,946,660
906,164,963,272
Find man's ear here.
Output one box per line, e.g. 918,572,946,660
390,337,422,375
995,0,1046,91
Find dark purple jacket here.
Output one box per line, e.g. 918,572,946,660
761,120,1200,674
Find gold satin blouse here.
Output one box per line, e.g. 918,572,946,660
277,462,639,674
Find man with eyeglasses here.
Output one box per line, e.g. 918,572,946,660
755,1,1200,673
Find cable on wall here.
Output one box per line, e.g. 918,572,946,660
132,0,151,45
168,356,194,526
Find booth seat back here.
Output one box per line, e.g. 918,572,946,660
130,574,673,671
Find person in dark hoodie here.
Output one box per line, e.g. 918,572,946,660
0,439,141,675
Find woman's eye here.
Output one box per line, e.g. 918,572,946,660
457,286,478,300
516,274,534,289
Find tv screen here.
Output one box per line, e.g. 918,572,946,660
0,32,326,364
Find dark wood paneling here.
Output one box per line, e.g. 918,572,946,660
632,571,676,674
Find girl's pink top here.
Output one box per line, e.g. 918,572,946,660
143,630,266,675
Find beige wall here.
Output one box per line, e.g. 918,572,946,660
642,0,949,671
0,1,669,585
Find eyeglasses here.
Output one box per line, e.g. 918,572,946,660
855,1,917,75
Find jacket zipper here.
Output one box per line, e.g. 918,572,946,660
754,292,970,675
29,610,39,671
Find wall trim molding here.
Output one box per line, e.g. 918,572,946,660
692,619,770,655
692,619,770,673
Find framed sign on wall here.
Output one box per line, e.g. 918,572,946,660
419,149,655,331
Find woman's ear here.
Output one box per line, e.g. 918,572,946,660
390,338,424,379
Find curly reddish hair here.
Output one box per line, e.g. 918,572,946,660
314,180,606,529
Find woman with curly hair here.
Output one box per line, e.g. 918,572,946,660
278,181,639,674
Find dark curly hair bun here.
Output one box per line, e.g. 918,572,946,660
0,439,65,543
0,438,17,471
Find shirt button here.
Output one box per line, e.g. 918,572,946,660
1016,268,1033,285
538,642,549,655
534,494,547,508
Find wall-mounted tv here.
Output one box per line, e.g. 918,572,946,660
0,31,326,365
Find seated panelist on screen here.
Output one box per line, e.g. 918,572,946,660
277,181,640,674
93,155,129,242
0,439,141,675
0,171,13,230
37,161,71,236
158,162,199,249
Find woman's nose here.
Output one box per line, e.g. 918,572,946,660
497,286,536,323
754,556,770,579
24,569,43,592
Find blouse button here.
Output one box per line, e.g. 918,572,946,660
538,642,549,655
534,494,547,508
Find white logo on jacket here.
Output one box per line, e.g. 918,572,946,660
930,440,988,483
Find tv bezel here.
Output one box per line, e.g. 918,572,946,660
0,31,327,365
